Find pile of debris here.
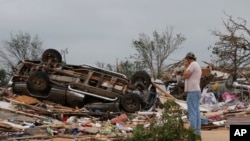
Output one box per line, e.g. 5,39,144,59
0,85,250,141
1,48,250,140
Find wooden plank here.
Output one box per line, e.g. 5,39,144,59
225,116,250,125
153,82,212,112
0,106,48,120
152,82,174,98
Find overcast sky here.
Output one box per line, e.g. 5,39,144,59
0,0,250,67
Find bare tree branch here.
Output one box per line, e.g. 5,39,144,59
0,31,44,73
132,26,186,79
209,13,250,78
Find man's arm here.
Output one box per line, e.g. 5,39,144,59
183,59,192,79
183,69,192,79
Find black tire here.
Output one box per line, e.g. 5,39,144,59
131,70,151,90
42,49,62,63
27,71,51,97
120,93,142,113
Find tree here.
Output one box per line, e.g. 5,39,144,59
132,26,186,79
0,31,44,71
95,61,116,71
96,58,146,78
116,58,147,78
209,14,250,80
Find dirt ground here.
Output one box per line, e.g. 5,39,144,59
48,128,231,141
184,122,229,141
201,128,229,141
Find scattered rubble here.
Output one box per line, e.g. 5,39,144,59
2,48,250,140
0,80,250,140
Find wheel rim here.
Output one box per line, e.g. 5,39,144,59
46,53,59,62
131,71,151,90
42,49,62,63
31,77,47,91
134,78,148,88
125,98,138,109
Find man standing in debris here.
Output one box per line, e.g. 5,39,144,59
183,52,202,136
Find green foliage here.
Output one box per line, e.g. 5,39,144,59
117,59,147,78
125,99,198,141
95,58,147,78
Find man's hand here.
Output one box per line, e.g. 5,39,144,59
184,59,190,69
183,59,192,79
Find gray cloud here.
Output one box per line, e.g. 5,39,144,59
1,0,250,66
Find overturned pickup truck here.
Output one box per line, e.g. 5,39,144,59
8,49,158,113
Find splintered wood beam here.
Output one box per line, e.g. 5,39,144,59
152,82,175,98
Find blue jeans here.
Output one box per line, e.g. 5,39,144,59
187,91,201,135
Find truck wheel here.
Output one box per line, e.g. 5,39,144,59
42,49,62,63
131,70,151,90
27,71,51,97
120,93,142,113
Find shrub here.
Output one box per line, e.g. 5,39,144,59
125,99,199,141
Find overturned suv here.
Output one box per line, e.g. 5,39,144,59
8,49,158,113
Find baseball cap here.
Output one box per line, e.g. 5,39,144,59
185,52,197,60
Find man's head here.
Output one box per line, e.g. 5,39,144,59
185,52,196,61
